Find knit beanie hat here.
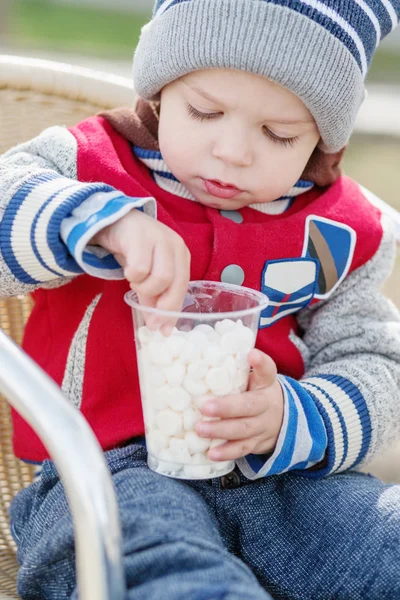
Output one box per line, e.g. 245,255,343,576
133,0,399,153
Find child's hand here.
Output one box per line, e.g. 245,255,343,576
90,210,191,314
195,349,284,461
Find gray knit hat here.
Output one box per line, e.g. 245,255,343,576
133,0,399,152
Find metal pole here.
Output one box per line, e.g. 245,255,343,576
0,329,125,600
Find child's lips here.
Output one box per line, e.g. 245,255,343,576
203,179,243,199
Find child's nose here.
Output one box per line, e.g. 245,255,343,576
212,130,253,167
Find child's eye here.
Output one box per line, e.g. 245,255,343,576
263,126,298,147
186,103,221,121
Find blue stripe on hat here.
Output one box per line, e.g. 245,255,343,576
154,0,400,73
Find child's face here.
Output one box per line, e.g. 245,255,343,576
159,69,320,210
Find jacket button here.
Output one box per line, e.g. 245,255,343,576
220,265,245,285
220,210,244,224
220,471,241,489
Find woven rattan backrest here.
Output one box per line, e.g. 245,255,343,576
0,84,112,558
0,59,135,584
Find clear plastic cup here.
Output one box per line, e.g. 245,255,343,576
124,281,269,480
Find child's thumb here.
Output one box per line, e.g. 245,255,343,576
248,349,277,391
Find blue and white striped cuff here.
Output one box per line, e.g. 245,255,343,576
300,374,372,477
60,189,156,279
236,376,327,480
0,172,147,284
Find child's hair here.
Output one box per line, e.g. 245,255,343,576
134,0,399,153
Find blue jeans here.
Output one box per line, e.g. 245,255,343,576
10,443,400,600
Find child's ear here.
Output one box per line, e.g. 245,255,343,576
301,145,346,187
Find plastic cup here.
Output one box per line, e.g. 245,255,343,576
124,281,269,480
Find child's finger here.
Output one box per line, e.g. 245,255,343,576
248,349,277,391
196,414,266,441
200,391,267,419
207,436,271,462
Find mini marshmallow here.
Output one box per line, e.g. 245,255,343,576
149,365,167,388
215,319,236,335
235,323,255,352
147,340,173,366
157,448,182,473
169,437,192,463
206,367,231,395
165,334,186,358
192,452,209,465
183,464,213,479
188,330,209,349
183,376,209,397
146,430,170,455
222,355,237,378
193,324,214,335
183,407,202,430
152,386,169,410
185,431,211,453
203,344,226,367
187,360,209,380
220,331,242,355
137,326,152,345
156,409,183,436
163,362,186,386
211,460,234,472
179,340,202,364
166,387,192,412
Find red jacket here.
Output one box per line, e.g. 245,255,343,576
13,116,383,462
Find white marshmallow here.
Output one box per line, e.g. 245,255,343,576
156,409,183,436
188,330,209,349
157,448,182,473
203,344,226,367
146,430,170,455
222,355,237,378
179,340,202,364
206,367,232,396
163,362,186,386
183,376,209,397
187,360,209,380
212,460,234,472
183,407,202,431
147,340,173,366
169,437,192,464
137,326,152,346
220,331,242,355
232,370,249,394
165,334,186,358
166,387,192,412
152,386,170,410
193,324,215,336
149,365,167,388
183,463,213,479
185,431,211,453
192,452,209,465
215,319,237,335
235,323,255,352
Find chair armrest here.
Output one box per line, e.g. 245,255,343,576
0,329,125,600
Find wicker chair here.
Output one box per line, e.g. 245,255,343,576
0,55,136,600
0,54,399,599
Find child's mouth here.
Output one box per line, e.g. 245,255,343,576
203,179,243,200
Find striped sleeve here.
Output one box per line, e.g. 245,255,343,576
236,376,328,480
300,374,371,477
0,171,155,284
